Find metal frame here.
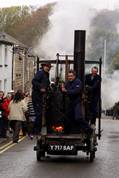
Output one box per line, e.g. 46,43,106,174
36,54,102,139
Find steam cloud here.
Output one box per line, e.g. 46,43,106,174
35,0,95,59
34,0,119,109
102,71,119,109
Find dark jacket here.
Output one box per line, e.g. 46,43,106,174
32,69,50,94
65,78,82,104
1,98,11,120
85,74,101,97
0,98,3,119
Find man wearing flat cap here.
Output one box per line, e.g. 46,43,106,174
32,62,52,134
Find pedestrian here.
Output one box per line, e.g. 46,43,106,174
61,70,93,134
112,102,119,120
8,90,27,143
85,66,101,126
0,91,4,137
21,92,30,136
1,93,13,138
27,95,36,139
32,62,52,135
24,92,30,104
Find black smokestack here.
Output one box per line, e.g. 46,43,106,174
74,30,86,88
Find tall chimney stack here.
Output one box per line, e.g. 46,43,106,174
74,30,86,89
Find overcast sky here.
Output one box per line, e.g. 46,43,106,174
0,0,119,9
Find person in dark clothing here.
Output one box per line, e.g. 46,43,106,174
85,66,101,125
61,70,93,134
112,102,119,120
0,91,4,137
32,62,52,134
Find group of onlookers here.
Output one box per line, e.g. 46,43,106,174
0,91,13,139
105,102,119,120
0,90,35,143
32,62,101,134
0,63,102,143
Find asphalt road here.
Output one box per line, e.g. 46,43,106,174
0,117,119,178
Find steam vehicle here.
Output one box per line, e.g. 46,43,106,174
34,30,102,162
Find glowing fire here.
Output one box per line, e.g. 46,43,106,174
52,125,64,132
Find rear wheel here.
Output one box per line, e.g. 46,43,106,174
37,150,45,161
36,140,45,161
89,137,96,162
90,151,95,162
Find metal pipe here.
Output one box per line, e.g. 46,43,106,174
56,53,59,79
36,56,39,72
74,30,86,89
98,57,102,139
11,45,14,90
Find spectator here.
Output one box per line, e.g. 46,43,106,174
8,90,27,143
1,93,13,137
112,102,119,120
21,92,30,136
0,91,4,137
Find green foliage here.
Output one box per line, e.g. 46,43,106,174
14,4,54,46
0,6,30,35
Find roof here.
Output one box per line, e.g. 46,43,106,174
0,32,27,48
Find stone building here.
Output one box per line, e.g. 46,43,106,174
0,32,35,94
13,46,35,93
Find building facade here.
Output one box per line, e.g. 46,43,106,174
0,36,13,93
13,47,35,93
0,32,35,94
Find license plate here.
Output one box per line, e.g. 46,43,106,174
49,144,75,151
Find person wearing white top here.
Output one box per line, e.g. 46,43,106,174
8,90,27,143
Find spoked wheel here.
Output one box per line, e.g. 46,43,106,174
37,150,45,161
90,151,95,162
36,140,45,161
89,136,96,162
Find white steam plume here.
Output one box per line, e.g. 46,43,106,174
34,0,119,110
102,71,119,109
34,0,95,59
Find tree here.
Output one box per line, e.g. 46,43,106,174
0,3,54,46
0,6,30,35
14,4,54,46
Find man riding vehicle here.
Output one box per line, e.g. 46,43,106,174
32,62,52,135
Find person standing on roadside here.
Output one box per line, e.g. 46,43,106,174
0,91,4,137
1,93,13,138
8,90,27,143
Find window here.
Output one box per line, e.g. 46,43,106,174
16,73,21,77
